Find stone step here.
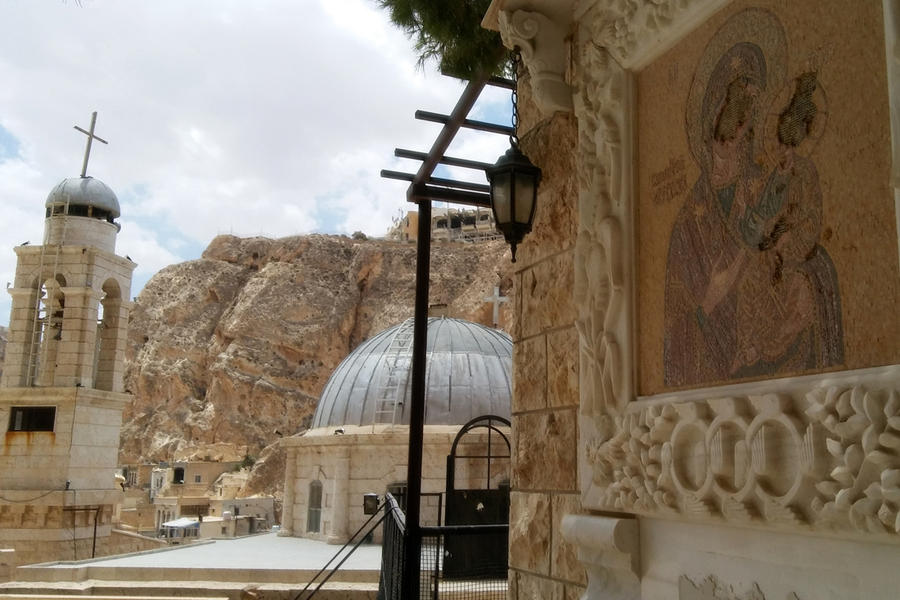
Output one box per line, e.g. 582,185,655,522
8,566,380,585
1,595,227,600
0,580,378,600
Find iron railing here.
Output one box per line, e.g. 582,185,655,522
295,499,387,600
378,494,508,600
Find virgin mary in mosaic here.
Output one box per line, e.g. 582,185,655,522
664,9,844,388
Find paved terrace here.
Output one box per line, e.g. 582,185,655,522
2,534,384,599
39,533,382,571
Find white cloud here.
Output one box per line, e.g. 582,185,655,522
0,0,513,326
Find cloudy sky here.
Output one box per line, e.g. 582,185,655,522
0,0,511,326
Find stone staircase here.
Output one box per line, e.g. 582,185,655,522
0,563,379,600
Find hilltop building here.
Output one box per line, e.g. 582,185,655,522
387,207,500,243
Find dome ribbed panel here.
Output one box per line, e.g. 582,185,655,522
46,176,121,217
311,318,512,428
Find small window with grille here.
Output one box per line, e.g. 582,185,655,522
9,406,55,432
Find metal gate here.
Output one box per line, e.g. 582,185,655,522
442,415,511,580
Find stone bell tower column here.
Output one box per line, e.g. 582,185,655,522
0,113,136,566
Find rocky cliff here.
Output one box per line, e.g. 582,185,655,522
121,234,513,466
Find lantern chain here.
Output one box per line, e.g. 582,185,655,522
510,49,521,147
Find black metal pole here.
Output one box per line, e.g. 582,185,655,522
396,75,490,599
92,506,100,558
401,196,431,599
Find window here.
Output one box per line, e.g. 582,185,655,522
194,475,202,483
9,406,55,432
173,467,184,483
307,480,323,533
221,526,227,535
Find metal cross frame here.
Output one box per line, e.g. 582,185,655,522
74,111,108,178
380,72,514,599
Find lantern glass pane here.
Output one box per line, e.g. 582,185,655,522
491,172,511,223
514,175,535,224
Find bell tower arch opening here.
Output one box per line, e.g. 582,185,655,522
94,278,123,392
31,274,67,387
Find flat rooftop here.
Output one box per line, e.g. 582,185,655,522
32,533,382,572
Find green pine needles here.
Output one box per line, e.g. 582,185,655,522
378,0,508,79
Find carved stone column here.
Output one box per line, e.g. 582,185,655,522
562,514,640,600
279,445,297,536
57,286,100,387
498,8,574,115
327,446,350,544
2,287,38,387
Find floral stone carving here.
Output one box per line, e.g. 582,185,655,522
584,373,900,536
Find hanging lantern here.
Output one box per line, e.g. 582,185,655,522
487,50,541,263
486,143,541,263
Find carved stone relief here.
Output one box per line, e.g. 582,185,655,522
679,576,800,600
499,9,573,114
583,0,730,69
573,40,632,421
583,370,900,536
501,0,900,547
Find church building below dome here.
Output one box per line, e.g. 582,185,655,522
281,317,512,544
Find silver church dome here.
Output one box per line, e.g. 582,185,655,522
312,317,512,428
46,176,121,219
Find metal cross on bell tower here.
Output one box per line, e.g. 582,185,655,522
74,111,108,178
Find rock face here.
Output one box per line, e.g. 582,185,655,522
121,234,513,466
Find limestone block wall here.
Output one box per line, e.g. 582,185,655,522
68,392,128,490
0,494,117,567
0,390,74,490
506,80,586,598
0,387,128,492
0,387,127,566
45,216,118,253
106,529,167,555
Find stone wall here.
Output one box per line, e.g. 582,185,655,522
491,0,900,597
105,529,167,555
506,69,585,598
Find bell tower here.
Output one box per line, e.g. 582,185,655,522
0,112,136,566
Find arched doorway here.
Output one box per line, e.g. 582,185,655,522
443,415,511,579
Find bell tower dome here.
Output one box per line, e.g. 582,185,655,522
2,112,135,390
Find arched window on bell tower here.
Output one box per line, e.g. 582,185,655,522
94,278,122,391
30,274,66,387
